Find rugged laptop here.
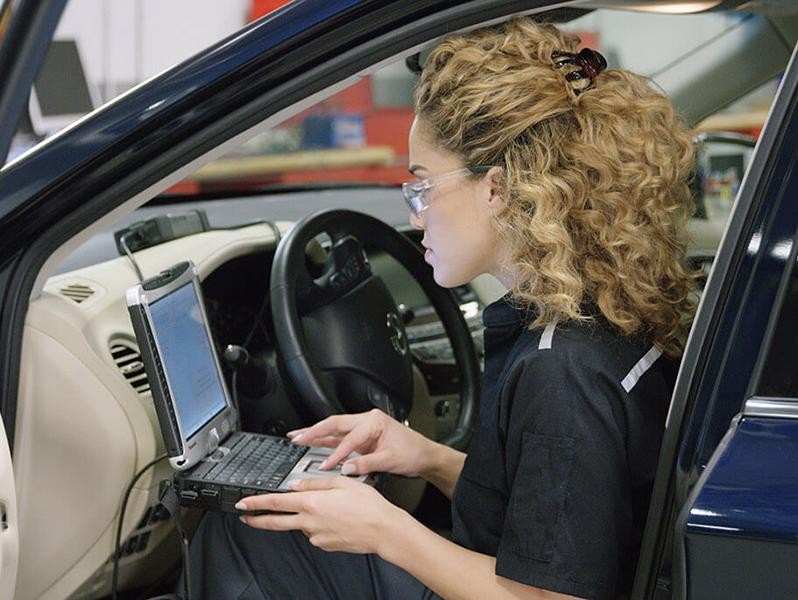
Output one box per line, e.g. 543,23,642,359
126,261,364,512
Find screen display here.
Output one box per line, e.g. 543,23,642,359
149,282,227,439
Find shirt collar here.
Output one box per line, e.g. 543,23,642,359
482,293,536,328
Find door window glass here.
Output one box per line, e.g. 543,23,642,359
757,251,798,398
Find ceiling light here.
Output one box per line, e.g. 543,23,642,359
646,1,722,13
589,1,723,14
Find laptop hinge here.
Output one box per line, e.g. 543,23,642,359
208,427,221,453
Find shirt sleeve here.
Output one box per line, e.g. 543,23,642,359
494,349,633,600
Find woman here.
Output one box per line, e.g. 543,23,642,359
189,17,696,600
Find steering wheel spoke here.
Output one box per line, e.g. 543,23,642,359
297,234,372,314
294,268,324,314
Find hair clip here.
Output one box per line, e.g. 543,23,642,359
551,48,607,95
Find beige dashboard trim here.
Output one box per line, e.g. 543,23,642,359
16,222,284,598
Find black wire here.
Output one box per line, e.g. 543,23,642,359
110,220,279,598
242,220,281,349
118,218,279,286
120,232,145,282
172,498,192,600
210,218,282,234
111,453,168,600
243,290,270,349
229,220,280,428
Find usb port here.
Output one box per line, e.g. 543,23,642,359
200,488,219,498
179,490,198,501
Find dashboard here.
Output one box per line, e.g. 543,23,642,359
13,203,498,599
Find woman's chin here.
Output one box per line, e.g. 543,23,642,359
430,266,449,288
431,267,468,289
428,253,474,288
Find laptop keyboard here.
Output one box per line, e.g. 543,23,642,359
194,434,309,490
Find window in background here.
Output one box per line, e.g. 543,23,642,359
180,56,418,195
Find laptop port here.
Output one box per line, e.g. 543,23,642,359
180,490,199,501
201,488,219,498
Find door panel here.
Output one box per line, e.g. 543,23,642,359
672,39,798,600
0,412,18,600
634,36,798,600
678,415,798,599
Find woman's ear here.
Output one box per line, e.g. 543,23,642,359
486,166,504,210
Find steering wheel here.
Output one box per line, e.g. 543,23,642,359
269,209,479,450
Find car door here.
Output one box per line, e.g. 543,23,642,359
634,39,798,600
0,1,66,598
0,420,17,600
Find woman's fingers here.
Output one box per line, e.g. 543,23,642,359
341,450,393,475
240,512,305,531
303,435,345,449
286,410,390,470
288,429,343,449
288,413,361,444
319,425,374,470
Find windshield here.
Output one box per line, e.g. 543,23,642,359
160,9,769,199
141,9,774,237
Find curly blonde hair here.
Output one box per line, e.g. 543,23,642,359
415,17,697,357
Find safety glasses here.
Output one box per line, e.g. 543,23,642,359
401,165,493,217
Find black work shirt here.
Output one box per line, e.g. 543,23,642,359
451,295,676,599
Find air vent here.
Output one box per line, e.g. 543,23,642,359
60,283,95,303
110,341,151,395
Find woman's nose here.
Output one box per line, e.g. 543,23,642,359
409,210,425,230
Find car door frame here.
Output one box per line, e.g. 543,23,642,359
633,41,798,600
0,0,67,164
0,1,67,597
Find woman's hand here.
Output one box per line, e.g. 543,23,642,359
236,477,409,555
238,480,572,600
287,409,434,477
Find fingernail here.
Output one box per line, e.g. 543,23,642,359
319,459,328,470
341,463,356,475
291,433,303,443
239,516,248,524
288,479,301,490
235,501,247,510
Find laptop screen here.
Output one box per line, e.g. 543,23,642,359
149,282,228,439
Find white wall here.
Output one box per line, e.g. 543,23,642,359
55,0,250,101
561,9,741,76
53,4,763,113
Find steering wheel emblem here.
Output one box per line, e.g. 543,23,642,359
386,312,408,356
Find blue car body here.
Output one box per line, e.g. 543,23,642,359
0,1,796,598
